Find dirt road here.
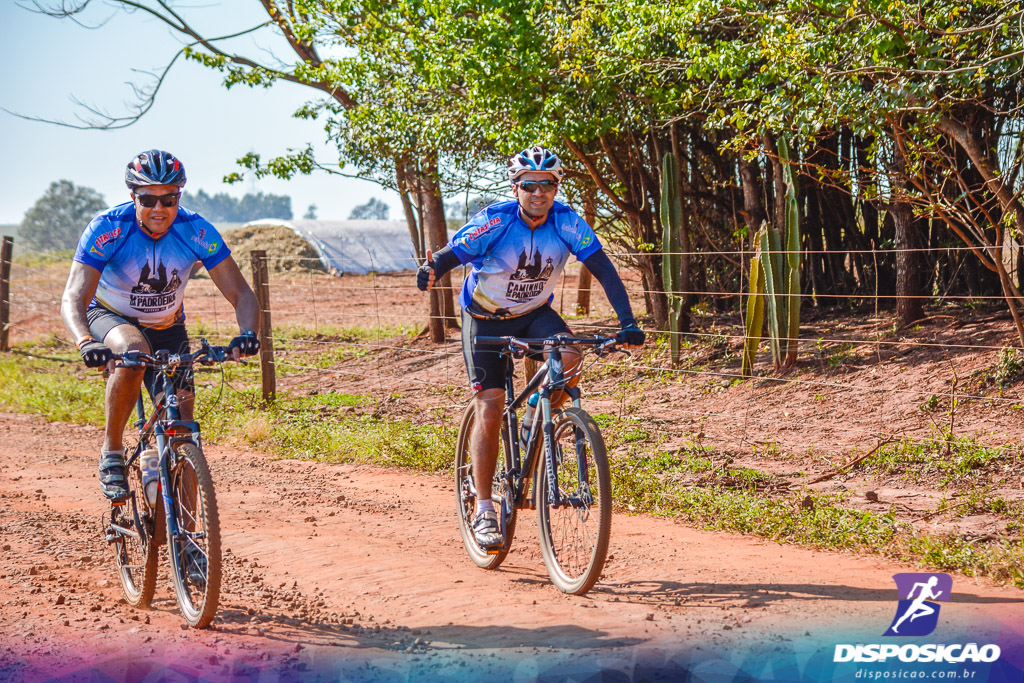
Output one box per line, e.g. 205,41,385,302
1,411,1021,681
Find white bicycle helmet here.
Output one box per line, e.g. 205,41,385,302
507,146,565,182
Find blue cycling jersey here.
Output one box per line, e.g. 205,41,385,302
449,200,602,319
73,202,231,328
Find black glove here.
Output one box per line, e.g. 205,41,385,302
416,263,434,291
616,321,645,347
228,330,260,357
80,340,113,368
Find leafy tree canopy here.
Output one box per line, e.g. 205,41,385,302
182,190,293,222
18,180,107,252
348,197,390,220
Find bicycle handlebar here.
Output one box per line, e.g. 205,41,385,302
112,338,236,370
474,334,622,357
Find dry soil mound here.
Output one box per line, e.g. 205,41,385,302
222,224,326,274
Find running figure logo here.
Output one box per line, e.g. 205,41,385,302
884,573,952,637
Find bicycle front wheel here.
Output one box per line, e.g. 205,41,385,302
166,442,221,628
536,407,611,595
110,458,158,608
455,404,518,570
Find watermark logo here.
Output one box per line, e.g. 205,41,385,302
884,573,952,637
833,571,1001,664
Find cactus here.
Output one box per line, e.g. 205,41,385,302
742,137,802,375
661,152,684,366
741,228,766,376
778,136,802,367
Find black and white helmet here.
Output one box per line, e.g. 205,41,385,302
125,149,187,189
507,146,565,183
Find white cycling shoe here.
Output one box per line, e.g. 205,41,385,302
472,510,503,549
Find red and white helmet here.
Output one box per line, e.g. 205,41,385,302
507,146,565,183
125,149,187,189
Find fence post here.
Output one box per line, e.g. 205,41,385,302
0,236,12,352
576,191,595,315
249,250,276,402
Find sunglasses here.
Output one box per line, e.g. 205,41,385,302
135,192,180,208
517,180,559,194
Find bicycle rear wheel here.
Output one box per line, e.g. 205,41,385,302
536,407,611,595
110,458,158,608
166,442,221,628
455,404,518,569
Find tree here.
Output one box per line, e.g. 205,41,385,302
304,204,318,220
348,198,390,220
33,0,462,341
182,190,292,221
18,180,107,251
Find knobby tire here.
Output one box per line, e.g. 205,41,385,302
166,442,221,628
455,404,518,570
536,407,611,595
111,457,158,608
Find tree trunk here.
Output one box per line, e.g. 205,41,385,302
394,158,423,264
891,140,925,325
671,124,692,333
421,170,458,330
411,180,444,343
738,157,768,237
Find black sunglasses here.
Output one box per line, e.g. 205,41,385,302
517,180,559,194
135,192,180,208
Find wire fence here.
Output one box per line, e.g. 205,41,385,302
2,242,1022,464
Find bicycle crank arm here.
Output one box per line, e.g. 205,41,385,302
106,523,141,542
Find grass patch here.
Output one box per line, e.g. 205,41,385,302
274,323,419,343
195,389,455,471
861,429,1018,487
608,451,1024,585
13,248,75,268
0,349,107,424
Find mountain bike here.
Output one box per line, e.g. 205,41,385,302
103,338,229,628
455,334,625,595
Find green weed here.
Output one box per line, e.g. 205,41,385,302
866,429,1013,487
995,347,1024,388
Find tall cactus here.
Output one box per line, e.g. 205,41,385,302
742,137,802,375
778,136,802,367
741,230,766,376
660,152,684,366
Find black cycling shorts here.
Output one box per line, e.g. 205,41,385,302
87,305,193,400
461,304,571,392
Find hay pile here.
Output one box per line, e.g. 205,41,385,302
221,224,326,275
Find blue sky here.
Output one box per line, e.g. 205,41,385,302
0,2,400,225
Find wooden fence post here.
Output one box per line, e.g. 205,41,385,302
575,192,595,315
249,250,276,402
0,236,12,352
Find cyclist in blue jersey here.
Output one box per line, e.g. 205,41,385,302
417,146,644,549
60,150,261,502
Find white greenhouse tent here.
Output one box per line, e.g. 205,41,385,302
245,219,419,274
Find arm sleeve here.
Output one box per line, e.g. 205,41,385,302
582,249,637,326
429,244,465,281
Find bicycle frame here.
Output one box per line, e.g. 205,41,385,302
481,336,612,511
119,349,214,549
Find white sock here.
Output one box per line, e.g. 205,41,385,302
476,498,494,515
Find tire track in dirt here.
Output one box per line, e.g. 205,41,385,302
0,411,1021,681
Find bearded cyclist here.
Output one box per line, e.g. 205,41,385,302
417,146,644,549
60,150,261,503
